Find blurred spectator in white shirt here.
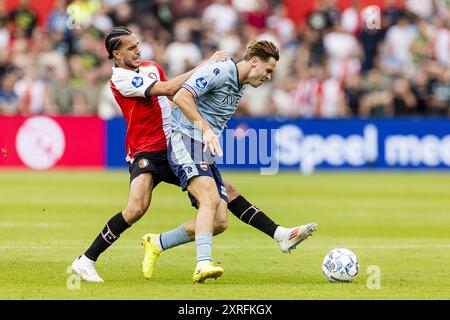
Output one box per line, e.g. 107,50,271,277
340,0,360,35
405,0,434,21
217,31,242,58
14,67,52,115
271,77,297,118
292,65,320,118
323,23,361,80
434,18,450,67
165,21,202,78
318,77,347,118
267,4,296,46
0,26,9,52
202,0,239,35
382,14,417,73
232,0,260,12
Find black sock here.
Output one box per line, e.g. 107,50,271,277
84,212,130,261
227,195,278,238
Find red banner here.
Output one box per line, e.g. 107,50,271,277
0,116,105,169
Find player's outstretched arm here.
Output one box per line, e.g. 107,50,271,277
146,51,228,98
173,88,223,157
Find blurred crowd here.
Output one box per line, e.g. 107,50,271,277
0,0,450,119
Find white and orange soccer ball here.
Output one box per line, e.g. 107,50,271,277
322,248,359,282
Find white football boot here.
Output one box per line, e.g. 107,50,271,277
71,255,104,283
277,223,318,253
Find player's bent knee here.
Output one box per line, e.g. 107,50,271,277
123,204,148,224
213,219,228,235
204,197,221,212
197,193,221,211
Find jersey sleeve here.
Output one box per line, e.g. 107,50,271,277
182,61,227,99
111,69,157,98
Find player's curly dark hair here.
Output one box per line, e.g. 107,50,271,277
105,26,133,60
243,40,280,62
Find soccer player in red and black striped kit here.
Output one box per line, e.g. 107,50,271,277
71,27,317,282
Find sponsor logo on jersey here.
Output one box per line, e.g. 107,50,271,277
213,68,220,76
148,72,158,80
221,94,237,105
138,158,149,168
195,77,208,90
199,161,208,171
132,76,144,88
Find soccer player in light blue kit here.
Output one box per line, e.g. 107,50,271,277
164,40,316,283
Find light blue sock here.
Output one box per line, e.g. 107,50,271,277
159,225,191,250
195,232,212,263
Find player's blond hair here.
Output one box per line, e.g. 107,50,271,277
243,40,280,62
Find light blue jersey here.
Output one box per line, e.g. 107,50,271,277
171,58,244,142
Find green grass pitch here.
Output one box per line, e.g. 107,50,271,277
0,170,449,300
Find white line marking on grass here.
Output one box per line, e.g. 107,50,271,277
1,244,449,251
224,244,450,249
308,244,450,249
0,246,52,250
0,222,66,228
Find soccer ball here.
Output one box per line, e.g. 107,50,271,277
322,248,359,282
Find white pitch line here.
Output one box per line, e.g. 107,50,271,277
0,222,66,228
1,244,450,250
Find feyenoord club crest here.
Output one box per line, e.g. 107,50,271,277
199,161,208,171
138,158,149,168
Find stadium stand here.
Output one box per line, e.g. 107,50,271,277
0,0,449,118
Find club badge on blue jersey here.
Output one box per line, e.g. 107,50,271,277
132,76,144,88
195,77,208,90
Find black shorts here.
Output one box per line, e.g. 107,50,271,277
129,151,180,188
129,150,221,209
167,131,228,208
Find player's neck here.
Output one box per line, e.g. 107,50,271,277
115,61,139,72
236,61,250,85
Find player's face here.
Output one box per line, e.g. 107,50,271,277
247,57,277,88
114,34,141,70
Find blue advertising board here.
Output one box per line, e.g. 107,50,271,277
106,118,450,172
106,117,127,168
